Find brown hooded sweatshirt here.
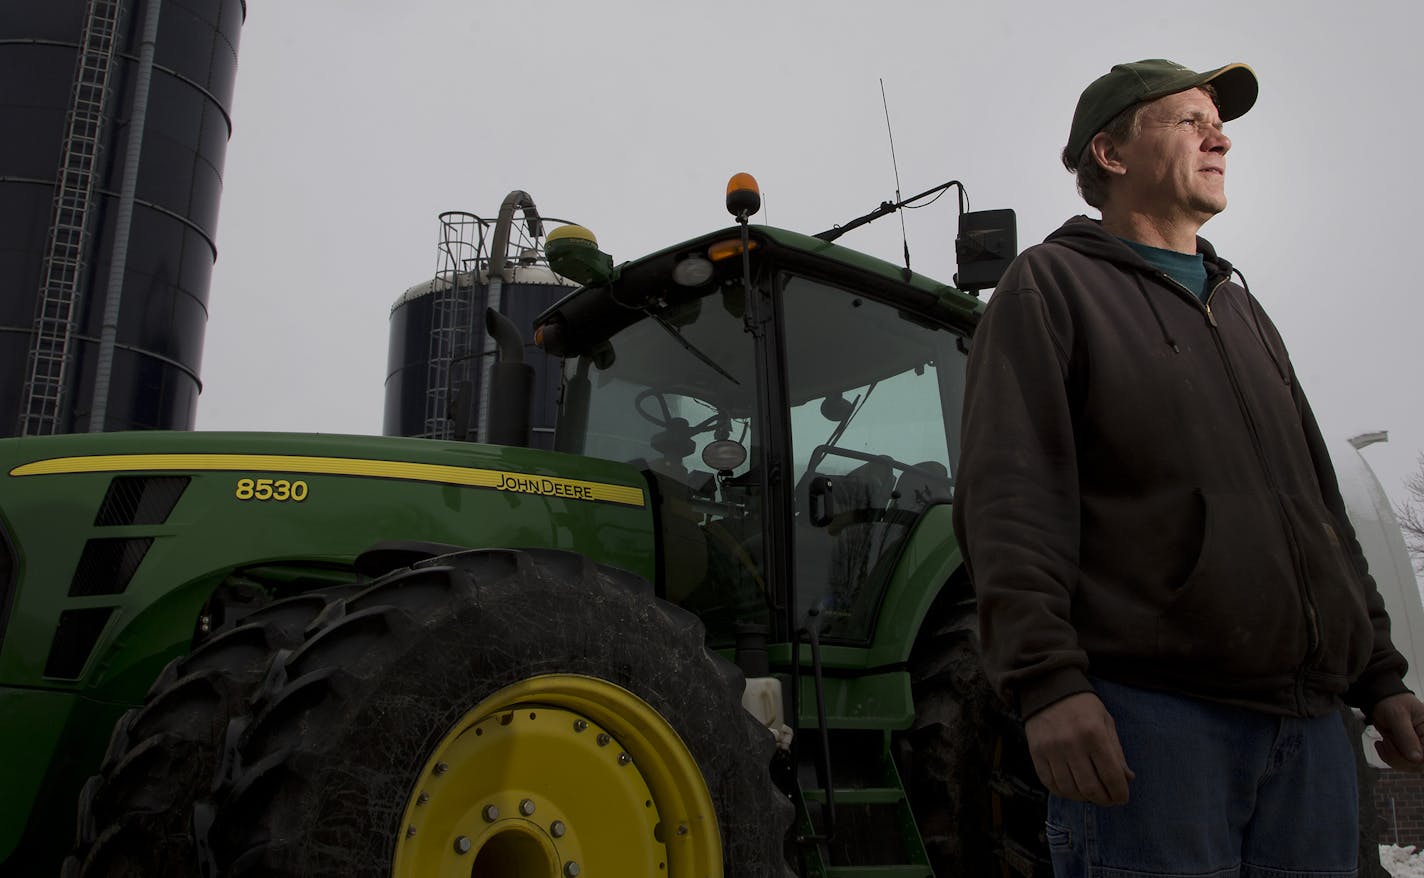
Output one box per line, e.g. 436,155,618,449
952,216,1408,720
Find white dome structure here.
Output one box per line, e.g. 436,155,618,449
1338,431,1424,699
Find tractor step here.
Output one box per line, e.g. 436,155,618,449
801,786,905,805
824,866,934,877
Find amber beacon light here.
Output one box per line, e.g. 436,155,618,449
725,173,761,219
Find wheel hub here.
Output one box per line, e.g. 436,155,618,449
393,674,721,877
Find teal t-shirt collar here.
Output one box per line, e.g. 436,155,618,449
1117,237,1209,301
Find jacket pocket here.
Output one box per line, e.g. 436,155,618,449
1155,492,1306,678
1279,493,1373,681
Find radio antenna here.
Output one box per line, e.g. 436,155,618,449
880,78,911,276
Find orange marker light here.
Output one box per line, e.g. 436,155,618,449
707,238,759,262
725,172,761,218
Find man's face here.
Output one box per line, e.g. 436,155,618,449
1112,87,1232,222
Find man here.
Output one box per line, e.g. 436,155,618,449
952,59,1424,876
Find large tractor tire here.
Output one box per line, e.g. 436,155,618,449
894,588,1051,878
64,590,346,877
202,548,793,877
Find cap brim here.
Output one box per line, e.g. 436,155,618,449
1199,63,1258,122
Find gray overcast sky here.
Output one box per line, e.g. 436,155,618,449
198,0,1424,514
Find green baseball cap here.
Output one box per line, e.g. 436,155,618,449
1064,59,1258,168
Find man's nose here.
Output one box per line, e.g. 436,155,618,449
1204,127,1231,154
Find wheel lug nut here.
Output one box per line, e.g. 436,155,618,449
406,825,416,838
618,751,631,765
550,820,567,838
454,836,472,854
573,719,588,732
482,804,500,822
596,733,610,747
416,793,429,806
433,761,449,776
519,798,536,816
564,861,581,877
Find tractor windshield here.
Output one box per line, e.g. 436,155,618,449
553,284,767,637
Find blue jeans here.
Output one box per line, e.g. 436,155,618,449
1046,678,1359,878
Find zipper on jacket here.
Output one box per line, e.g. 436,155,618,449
1197,293,1322,713
1156,271,1224,327
1202,277,1228,326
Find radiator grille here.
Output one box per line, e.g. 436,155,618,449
93,476,189,526
69,537,154,596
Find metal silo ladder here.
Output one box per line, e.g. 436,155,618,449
18,0,123,435
423,212,484,440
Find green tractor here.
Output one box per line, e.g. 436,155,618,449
0,176,1041,876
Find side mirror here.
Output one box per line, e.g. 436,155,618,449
954,208,1017,295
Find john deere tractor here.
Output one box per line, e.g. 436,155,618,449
0,176,1041,876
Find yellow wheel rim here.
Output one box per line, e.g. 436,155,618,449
392,673,722,877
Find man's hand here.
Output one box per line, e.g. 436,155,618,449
1372,692,1424,770
1025,691,1135,805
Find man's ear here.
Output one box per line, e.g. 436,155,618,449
1090,132,1128,177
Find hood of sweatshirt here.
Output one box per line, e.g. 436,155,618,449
1043,215,1235,287
1035,216,1241,356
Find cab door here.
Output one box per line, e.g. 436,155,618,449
775,273,968,642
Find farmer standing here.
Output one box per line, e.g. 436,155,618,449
953,59,1424,875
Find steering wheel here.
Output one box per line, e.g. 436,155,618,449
634,388,723,434
638,388,767,607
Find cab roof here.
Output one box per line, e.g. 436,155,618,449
534,224,983,359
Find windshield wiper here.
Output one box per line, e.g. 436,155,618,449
649,312,740,386
824,381,876,450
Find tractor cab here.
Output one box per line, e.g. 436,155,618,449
534,178,994,655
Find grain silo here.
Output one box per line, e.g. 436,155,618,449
0,0,244,436
384,192,576,449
